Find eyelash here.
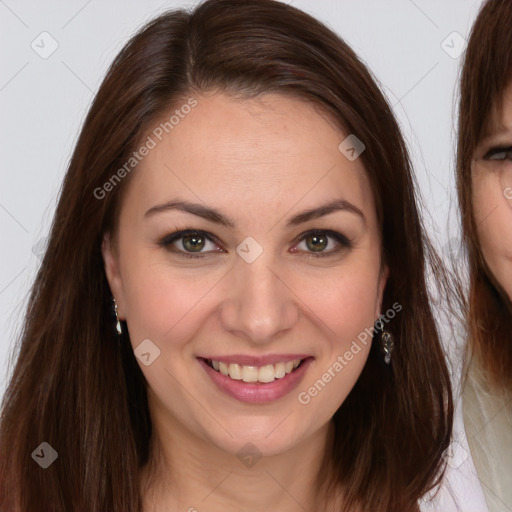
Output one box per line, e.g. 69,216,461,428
483,145,512,161
158,228,353,260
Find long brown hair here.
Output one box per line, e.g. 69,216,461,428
0,1,452,510
456,0,512,391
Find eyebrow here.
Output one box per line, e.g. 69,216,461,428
144,198,366,227
479,123,512,146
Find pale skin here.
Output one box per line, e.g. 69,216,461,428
102,92,387,511
472,80,512,301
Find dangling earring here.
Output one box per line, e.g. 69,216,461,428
381,331,394,364
113,298,122,335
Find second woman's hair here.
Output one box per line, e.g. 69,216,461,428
456,0,512,391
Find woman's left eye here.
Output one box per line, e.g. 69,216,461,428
483,146,512,161
292,230,352,258
158,228,352,259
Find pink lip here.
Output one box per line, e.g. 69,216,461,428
197,356,314,404
199,353,311,366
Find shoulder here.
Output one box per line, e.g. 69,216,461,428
462,356,512,512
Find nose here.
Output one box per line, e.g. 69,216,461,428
219,251,299,344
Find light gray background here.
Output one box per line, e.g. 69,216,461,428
0,1,488,510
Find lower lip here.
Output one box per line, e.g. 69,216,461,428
198,357,313,404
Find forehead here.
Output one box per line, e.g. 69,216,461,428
481,81,512,141
122,92,375,227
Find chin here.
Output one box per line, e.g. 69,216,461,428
204,421,308,459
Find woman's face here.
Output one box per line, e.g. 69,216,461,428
103,92,387,458
472,80,512,301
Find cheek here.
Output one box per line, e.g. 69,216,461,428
296,252,383,365
473,175,512,299
119,248,219,348
294,272,378,423
479,219,512,303
474,178,512,261
126,267,379,336
310,274,379,337
120,237,383,354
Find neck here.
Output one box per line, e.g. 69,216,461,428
140,403,338,512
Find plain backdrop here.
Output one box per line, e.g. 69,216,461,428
0,1,489,511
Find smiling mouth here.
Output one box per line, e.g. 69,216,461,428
202,358,305,384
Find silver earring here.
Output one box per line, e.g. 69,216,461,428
381,331,394,364
113,298,122,335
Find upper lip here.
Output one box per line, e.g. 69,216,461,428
198,354,312,366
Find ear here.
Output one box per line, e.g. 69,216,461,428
375,263,389,320
102,232,126,319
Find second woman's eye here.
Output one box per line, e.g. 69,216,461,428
483,146,512,161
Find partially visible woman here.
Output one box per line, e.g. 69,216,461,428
457,0,512,510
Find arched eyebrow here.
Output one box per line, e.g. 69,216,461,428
478,119,512,147
144,198,366,227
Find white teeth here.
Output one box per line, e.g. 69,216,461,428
274,362,286,379
219,362,229,376
229,363,242,380
209,358,303,383
258,365,275,383
242,366,258,383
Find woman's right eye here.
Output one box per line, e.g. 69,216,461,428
483,145,512,161
158,230,224,259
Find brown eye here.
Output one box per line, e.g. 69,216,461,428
158,229,223,259
294,229,352,258
181,233,206,252
483,146,512,161
305,233,328,252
